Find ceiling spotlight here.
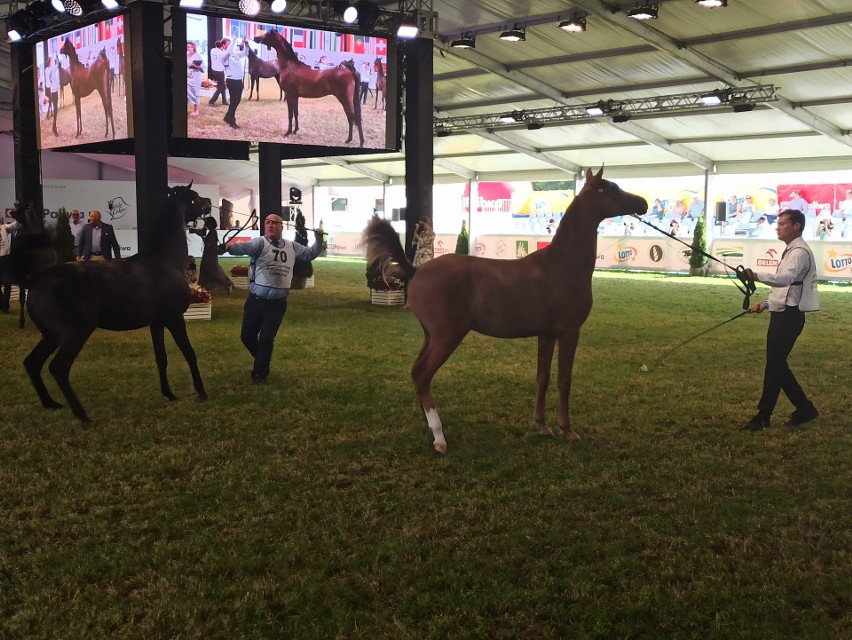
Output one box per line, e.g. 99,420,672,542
179,0,204,7
732,102,755,113
527,121,543,130
586,102,606,117
239,0,261,16
396,19,419,39
450,33,476,49
63,0,83,16
695,0,727,7
338,2,357,23
628,3,659,20
353,0,381,33
499,25,525,42
270,0,287,13
435,126,451,137
102,0,120,9
700,90,724,106
611,113,631,123
498,110,525,124
50,0,66,13
559,17,587,33
6,9,34,41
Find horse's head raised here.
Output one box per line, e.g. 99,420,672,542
60,39,74,56
168,183,212,224
254,31,277,47
577,167,647,221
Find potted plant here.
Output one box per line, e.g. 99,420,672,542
185,283,212,320
291,208,314,289
455,219,469,255
366,258,405,305
686,216,708,276
53,208,76,263
229,263,250,289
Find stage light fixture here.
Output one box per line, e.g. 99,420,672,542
179,0,204,7
435,125,451,137
354,0,381,33
450,33,476,49
270,0,287,12
695,0,727,7
239,0,261,17
498,110,525,124
6,10,32,41
611,113,631,123
396,17,419,39
628,3,659,20
63,0,83,16
499,24,525,42
731,102,755,113
289,187,302,204
336,2,358,23
559,17,586,33
586,102,606,117
526,121,543,130
700,90,723,106
51,0,66,13
102,0,120,9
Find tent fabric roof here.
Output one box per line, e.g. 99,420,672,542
1,0,851,191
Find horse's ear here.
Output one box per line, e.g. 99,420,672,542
585,168,593,182
595,166,604,180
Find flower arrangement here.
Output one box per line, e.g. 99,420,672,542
366,259,404,291
189,283,212,304
230,264,249,277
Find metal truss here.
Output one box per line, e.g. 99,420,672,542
433,84,779,135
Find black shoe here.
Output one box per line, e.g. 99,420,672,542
222,101,229,106
743,414,771,431
208,101,218,107
229,122,241,130
250,371,267,384
787,405,818,427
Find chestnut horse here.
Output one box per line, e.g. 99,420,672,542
374,57,386,111
247,44,283,101
363,168,648,454
60,39,114,139
254,30,364,147
20,184,211,423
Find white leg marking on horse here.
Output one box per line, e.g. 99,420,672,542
426,408,447,454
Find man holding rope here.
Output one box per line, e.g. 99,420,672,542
742,209,819,431
220,213,324,384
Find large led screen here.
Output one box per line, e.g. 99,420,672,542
175,13,399,152
34,14,132,150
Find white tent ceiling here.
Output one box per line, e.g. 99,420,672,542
2,0,851,193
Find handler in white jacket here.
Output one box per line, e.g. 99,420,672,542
742,208,819,431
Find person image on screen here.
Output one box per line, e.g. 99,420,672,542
186,41,204,118
788,190,808,215
412,217,435,266
208,39,229,106
45,55,60,135
742,209,819,431
359,60,371,104
223,37,248,130
219,214,324,383
78,210,121,261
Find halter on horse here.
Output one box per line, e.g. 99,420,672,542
254,30,364,147
22,184,211,422
363,168,648,454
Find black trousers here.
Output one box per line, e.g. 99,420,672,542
0,255,11,312
209,70,227,104
241,295,287,378
757,306,811,416
224,78,243,124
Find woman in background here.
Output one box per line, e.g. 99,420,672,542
412,217,436,267
187,41,204,118
190,216,232,294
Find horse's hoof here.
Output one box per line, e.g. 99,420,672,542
45,401,63,410
566,431,582,441
433,442,447,455
197,392,208,402
165,394,179,402
537,423,555,437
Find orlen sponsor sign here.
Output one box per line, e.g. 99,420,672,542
824,250,852,275
756,247,781,268
615,244,638,264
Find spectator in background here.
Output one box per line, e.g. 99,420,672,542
752,216,775,239
671,198,686,218
69,209,85,255
726,194,739,217
716,219,735,238
208,39,229,107
412,217,436,266
788,190,809,215
816,216,835,240
840,188,852,219
647,198,666,221
765,196,780,217
359,60,371,105
687,195,704,220
742,195,757,219
0,217,21,314
223,37,248,129
186,41,204,118
78,210,121,261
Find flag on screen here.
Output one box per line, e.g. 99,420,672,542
376,38,387,57
292,28,306,48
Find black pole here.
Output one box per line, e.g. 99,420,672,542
11,42,43,216
403,37,433,261
258,142,283,229
130,0,169,255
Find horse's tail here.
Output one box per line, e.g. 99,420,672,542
363,218,415,284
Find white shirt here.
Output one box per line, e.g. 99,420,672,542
70,218,85,248
224,40,247,80
0,221,20,257
757,236,819,312
210,47,226,73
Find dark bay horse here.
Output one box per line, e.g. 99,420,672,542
21,184,211,423
254,30,364,147
374,57,386,111
247,45,282,101
363,168,648,454
60,39,114,139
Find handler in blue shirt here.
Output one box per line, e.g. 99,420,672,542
221,213,324,383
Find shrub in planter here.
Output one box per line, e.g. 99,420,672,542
230,264,249,277
54,208,76,263
455,219,469,255
686,216,708,276
292,208,313,287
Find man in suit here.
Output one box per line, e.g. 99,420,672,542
78,210,121,261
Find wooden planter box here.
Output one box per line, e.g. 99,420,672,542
370,289,405,306
184,302,212,320
230,275,250,289
10,285,21,298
